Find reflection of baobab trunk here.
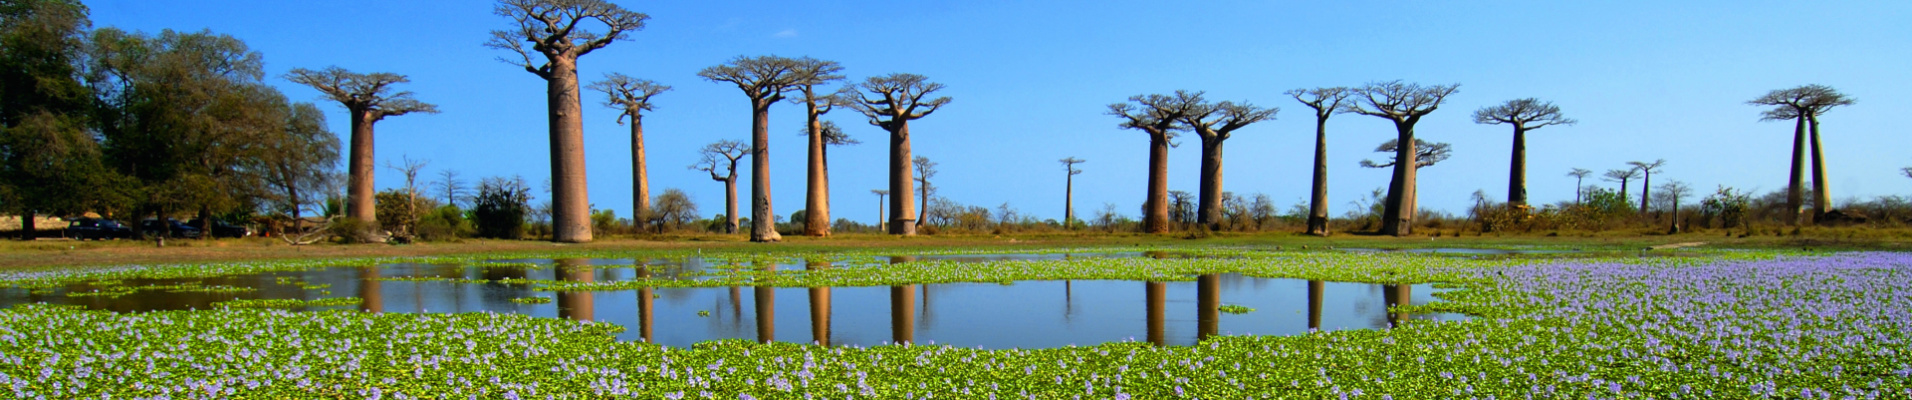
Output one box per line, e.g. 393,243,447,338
891,285,916,344
807,260,832,346
1197,274,1219,341
556,262,594,321
358,267,383,313
1307,280,1324,331
754,262,776,342
729,286,742,324
1146,281,1166,346
637,267,654,343
1382,284,1410,328
754,286,775,343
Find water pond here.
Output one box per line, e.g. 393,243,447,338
3,253,1464,349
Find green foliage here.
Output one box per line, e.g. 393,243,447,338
590,208,621,234
374,189,437,238
1217,304,1255,314
1701,186,1752,228
414,204,474,242
650,188,697,232
472,176,530,239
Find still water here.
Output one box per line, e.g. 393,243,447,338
5,254,1464,349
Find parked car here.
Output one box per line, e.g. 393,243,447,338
138,218,202,239
187,218,252,238
66,218,132,240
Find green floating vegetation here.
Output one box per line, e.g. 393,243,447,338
1217,304,1255,314
509,296,552,304
211,297,362,309
374,276,493,284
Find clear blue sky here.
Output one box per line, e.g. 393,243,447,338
86,1,1912,223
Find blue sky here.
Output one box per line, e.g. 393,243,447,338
85,1,1912,223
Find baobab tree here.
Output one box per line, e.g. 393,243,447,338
1059,157,1085,227
1659,180,1692,233
1108,91,1199,233
1750,85,1819,226
1473,98,1575,206
805,120,858,233
1567,168,1592,204
1627,159,1666,214
912,156,938,229
1360,139,1452,169
1346,81,1460,236
485,0,649,243
1183,97,1277,231
871,189,888,232
285,66,438,227
843,73,951,236
1803,87,1854,221
699,55,813,242
691,140,747,234
587,73,669,224
789,59,846,237
1603,168,1639,204
1286,87,1352,236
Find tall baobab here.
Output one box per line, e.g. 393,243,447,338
486,0,649,243
912,156,938,229
843,73,951,236
789,59,846,237
699,55,811,242
1567,168,1592,204
285,67,438,227
1183,97,1277,231
1346,81,1460,236
1659,180,1692,233
871,189,888,232
1287,87,1352,236
587,73,669,224
1603,168,1639,204
1473,98,1575,206
1749,86,1818,226
1803,87,1854,221
1059,157,1085,227
1108,91,1199,233
1627,159,1665,214
691,140,747,234
806,121,857,233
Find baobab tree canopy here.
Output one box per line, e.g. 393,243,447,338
485,0,649,79
588,73,669,123
1360,139,1451,169
285,67,439,120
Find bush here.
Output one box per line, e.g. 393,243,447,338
327,218,381,244
473,176,531,239
414,205,475,242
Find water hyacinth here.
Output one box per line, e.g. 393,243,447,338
0,249,1903,398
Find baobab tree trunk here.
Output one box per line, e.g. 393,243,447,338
1064,171,1075,227
1639,172,1653,214
917,178,929,230
749,101,780,242
1508,127,1528,206
1786,115,1807,226
1381,125,1417,236
889,124,917,235
1196,136,1226,231
1306,116,1330,236
1142,132,1171,233
347,107,378,225
724,178,739,234
1808,113,1831,222
631,116,650,228
546,57,593,243
803,107,829,237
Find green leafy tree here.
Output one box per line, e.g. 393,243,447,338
1,0,122,238
473,175,532,239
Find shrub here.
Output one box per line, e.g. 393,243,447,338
473,176,531,239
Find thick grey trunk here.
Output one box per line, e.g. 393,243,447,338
1196,135,1226,231
1381,123,1417,236
748,101,780,242
1808,113,1831,222
1508,127,1528,206
1306,116,1330,236
547,58,593,243
1142,132,1171,233
888,123,916,235
1786,114,1807,226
